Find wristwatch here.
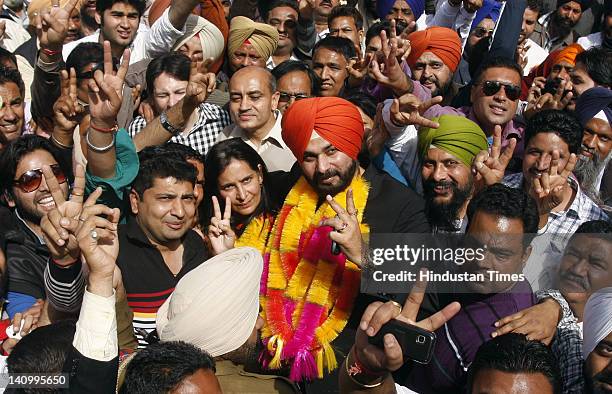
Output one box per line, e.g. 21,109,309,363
159,111,182,135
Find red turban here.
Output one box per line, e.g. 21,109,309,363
281,97,364,164
406,27,462,73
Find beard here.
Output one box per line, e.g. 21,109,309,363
585,368,612,394
574,147,612,203
423,177,473,232
551,10,577,38
420,75,451,98
306,160,358,198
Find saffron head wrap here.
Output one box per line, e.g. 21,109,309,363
406,27,462,72
228,16,279,60
281,97,364,163
418,115,488,167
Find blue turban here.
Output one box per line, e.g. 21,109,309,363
575,87,612,127
470,0,502,31
377,0,425,21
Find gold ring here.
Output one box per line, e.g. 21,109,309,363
71,191,83,197
390,300,402,316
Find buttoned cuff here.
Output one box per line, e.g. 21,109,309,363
73,289,118,362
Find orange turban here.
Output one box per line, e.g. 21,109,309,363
551,43,584,68
281,97,364,164
406,27,462,73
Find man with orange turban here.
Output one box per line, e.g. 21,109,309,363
405,26,462,105
252,96,428,389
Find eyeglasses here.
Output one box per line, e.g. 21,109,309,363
478,80,521,101
278,92,310,103
472,27,494,38
13,164,66,193
76,60,119,80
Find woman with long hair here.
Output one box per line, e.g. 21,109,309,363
201,138,278,255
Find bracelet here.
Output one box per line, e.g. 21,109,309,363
41,48,61,56
86,130,116,153
90,121,119,134
344,348,385,388
51,133,74,149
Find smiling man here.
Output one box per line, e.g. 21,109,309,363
0,67,25,143
265,0,300,69
62,0,202,63
531,0,591,52
217,66,296,172
0,136,71,318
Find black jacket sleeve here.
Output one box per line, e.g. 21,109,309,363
63,346,118,394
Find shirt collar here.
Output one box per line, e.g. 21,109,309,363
467,108,523,141
230,110,286,148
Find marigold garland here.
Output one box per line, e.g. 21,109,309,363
260,175,370,381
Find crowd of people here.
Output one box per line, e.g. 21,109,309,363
0,0,610,392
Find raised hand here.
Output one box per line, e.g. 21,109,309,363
389,19,412,61
369,26,412,97
320,189,364,265
207,196,236,255
185,58,216,106
87,41,130,126
346,53,373,87
36,0,79,49
39,164,102,264
525,79,574,119
473,125,516,186
530,150,577,215
354,273,461,373
366,104,391,157
390,93,442,128
516,41,530,71
53,68,85,133
298,0,316,20
76,204,121,296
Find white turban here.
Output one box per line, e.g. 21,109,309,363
582,288,612,360
172,15,225,63
156,247,263,357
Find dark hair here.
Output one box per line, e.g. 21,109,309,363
0,135,65,199
570,220,612,244
96,0,146,16
271,60,320,97
0,65,25,97
343,91,376,120
138,143,204,166
0,47,17,69
145,53,191,97
266,0,299,19
313,35,357,62
467,184,539,246
472,56,523,85
66,42,104,75
202,138,276,234
364,20,407,48
467,334,561,394
524,109,583,155
120,341,216,394
328,5,364,30
7,320,76,385
575,47,612,88
526,0,543,13
132,151,197,199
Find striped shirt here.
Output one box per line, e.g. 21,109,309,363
118,218,209,348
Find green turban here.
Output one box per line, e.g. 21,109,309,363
418,115,488,167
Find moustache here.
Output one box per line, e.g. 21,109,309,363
581,145,597,156
314,169,340,182
560,271,589,291
424,180,457,190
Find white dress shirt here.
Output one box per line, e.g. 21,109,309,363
72,289,118,362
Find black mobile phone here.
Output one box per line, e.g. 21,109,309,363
368,320,437,364
331,240,341,255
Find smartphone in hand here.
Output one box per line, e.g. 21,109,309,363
368,319,437,364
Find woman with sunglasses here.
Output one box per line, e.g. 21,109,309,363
201,138,283,256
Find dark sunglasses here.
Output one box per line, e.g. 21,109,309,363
479,80,521,101
278,92,310,103
13,164,66,193
473,27,494,38
76,59,120,80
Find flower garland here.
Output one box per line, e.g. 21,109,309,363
260,175,370,381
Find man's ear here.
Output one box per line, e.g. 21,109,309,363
95,11,102,26
129,188,139,215
270,91,281,111
3,191,15,208
520,244,533,270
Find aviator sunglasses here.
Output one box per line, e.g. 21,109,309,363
478,80,521,101
13,164,66,193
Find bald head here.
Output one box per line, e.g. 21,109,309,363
228,66,280,134
230,66,276,95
